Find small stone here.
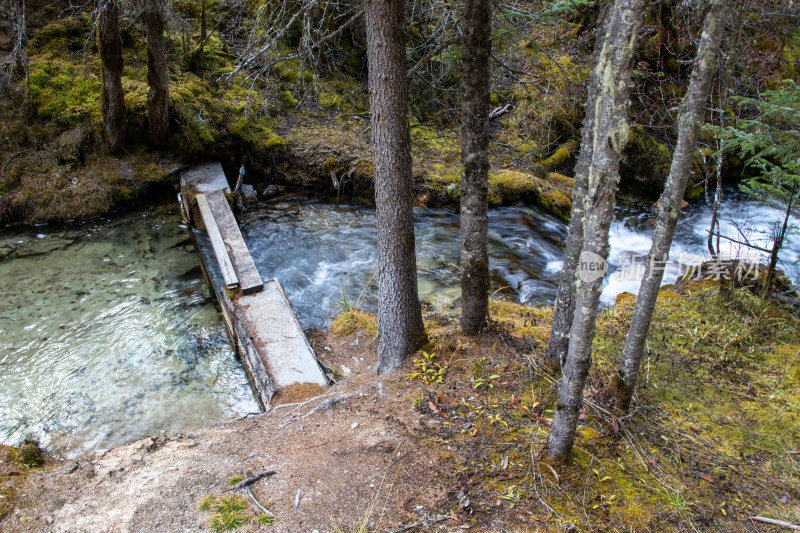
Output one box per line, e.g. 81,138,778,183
341,365,352,376
780,495,790,504
351,422,359,430
240,184,258,205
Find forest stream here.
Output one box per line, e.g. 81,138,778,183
1,190,796,458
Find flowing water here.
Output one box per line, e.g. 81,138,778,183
0,204,259,458
242,189,800,330
1,189,795,458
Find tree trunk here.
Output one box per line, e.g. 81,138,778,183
459,0,492,334
97,0,125,154
764,187,795,294
198,0,207,72
545,4,610,366
546,0,645,461
611,0,726,413
144,0,169,145
365,0,425,373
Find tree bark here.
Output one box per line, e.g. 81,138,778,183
459,0,492,334
365,0,425,373
545,4,610,366
611,0,727,412
97,0,125,154
144,0,169,145
546,0,645,461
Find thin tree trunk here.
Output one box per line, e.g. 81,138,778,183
545,4,610,366
365,0,425,373
611,0,727,413
764,187,795,293
144,0,169,145
97,0,125,154
546,0,645,461
199,0,207,72
707,153,723,259
459,0,492,334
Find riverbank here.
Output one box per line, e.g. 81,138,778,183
2,279,798,532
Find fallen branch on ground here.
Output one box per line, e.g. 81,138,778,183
224,470,276,492
750,516,800,531
489,103,513,120
246,486,275,517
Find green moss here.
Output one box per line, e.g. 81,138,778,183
16,442,43,468
280,90,298,109
488,169,534,206
777,32,800,80
626,126,673,180
499,47,588,154
29,18,88,52
168,74,221,154
411,127,460,163
538,189,571,220
539,139,579,170
228,113,284,151
425,164,461,188
28,59,102,128
317,74,367,114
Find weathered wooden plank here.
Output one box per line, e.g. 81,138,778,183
205,189,264,294
179,162,231,228
195,193,239,289
236,279,328,391
180,161,231,195
219,288,276,408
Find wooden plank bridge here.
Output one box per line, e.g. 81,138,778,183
179,162,328,408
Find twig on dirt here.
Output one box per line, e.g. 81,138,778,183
750,516,800,530
388,514,450,532
302,392,358,419
293,488,301,511
224,470,276,492
245,486,275,517
217,411,262,425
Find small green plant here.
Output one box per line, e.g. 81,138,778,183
198,494,274,531
257,514,276,526
473,374,500,390
199,494,249,531
406,351,445,384
500,485,523,509
228,476,244,486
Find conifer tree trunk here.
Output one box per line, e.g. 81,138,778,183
459,0,492,334
545,5,610,366
144,0,169,145
612,0,726,412
365,0,425,373
97,0,125,154
546,0,645,461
